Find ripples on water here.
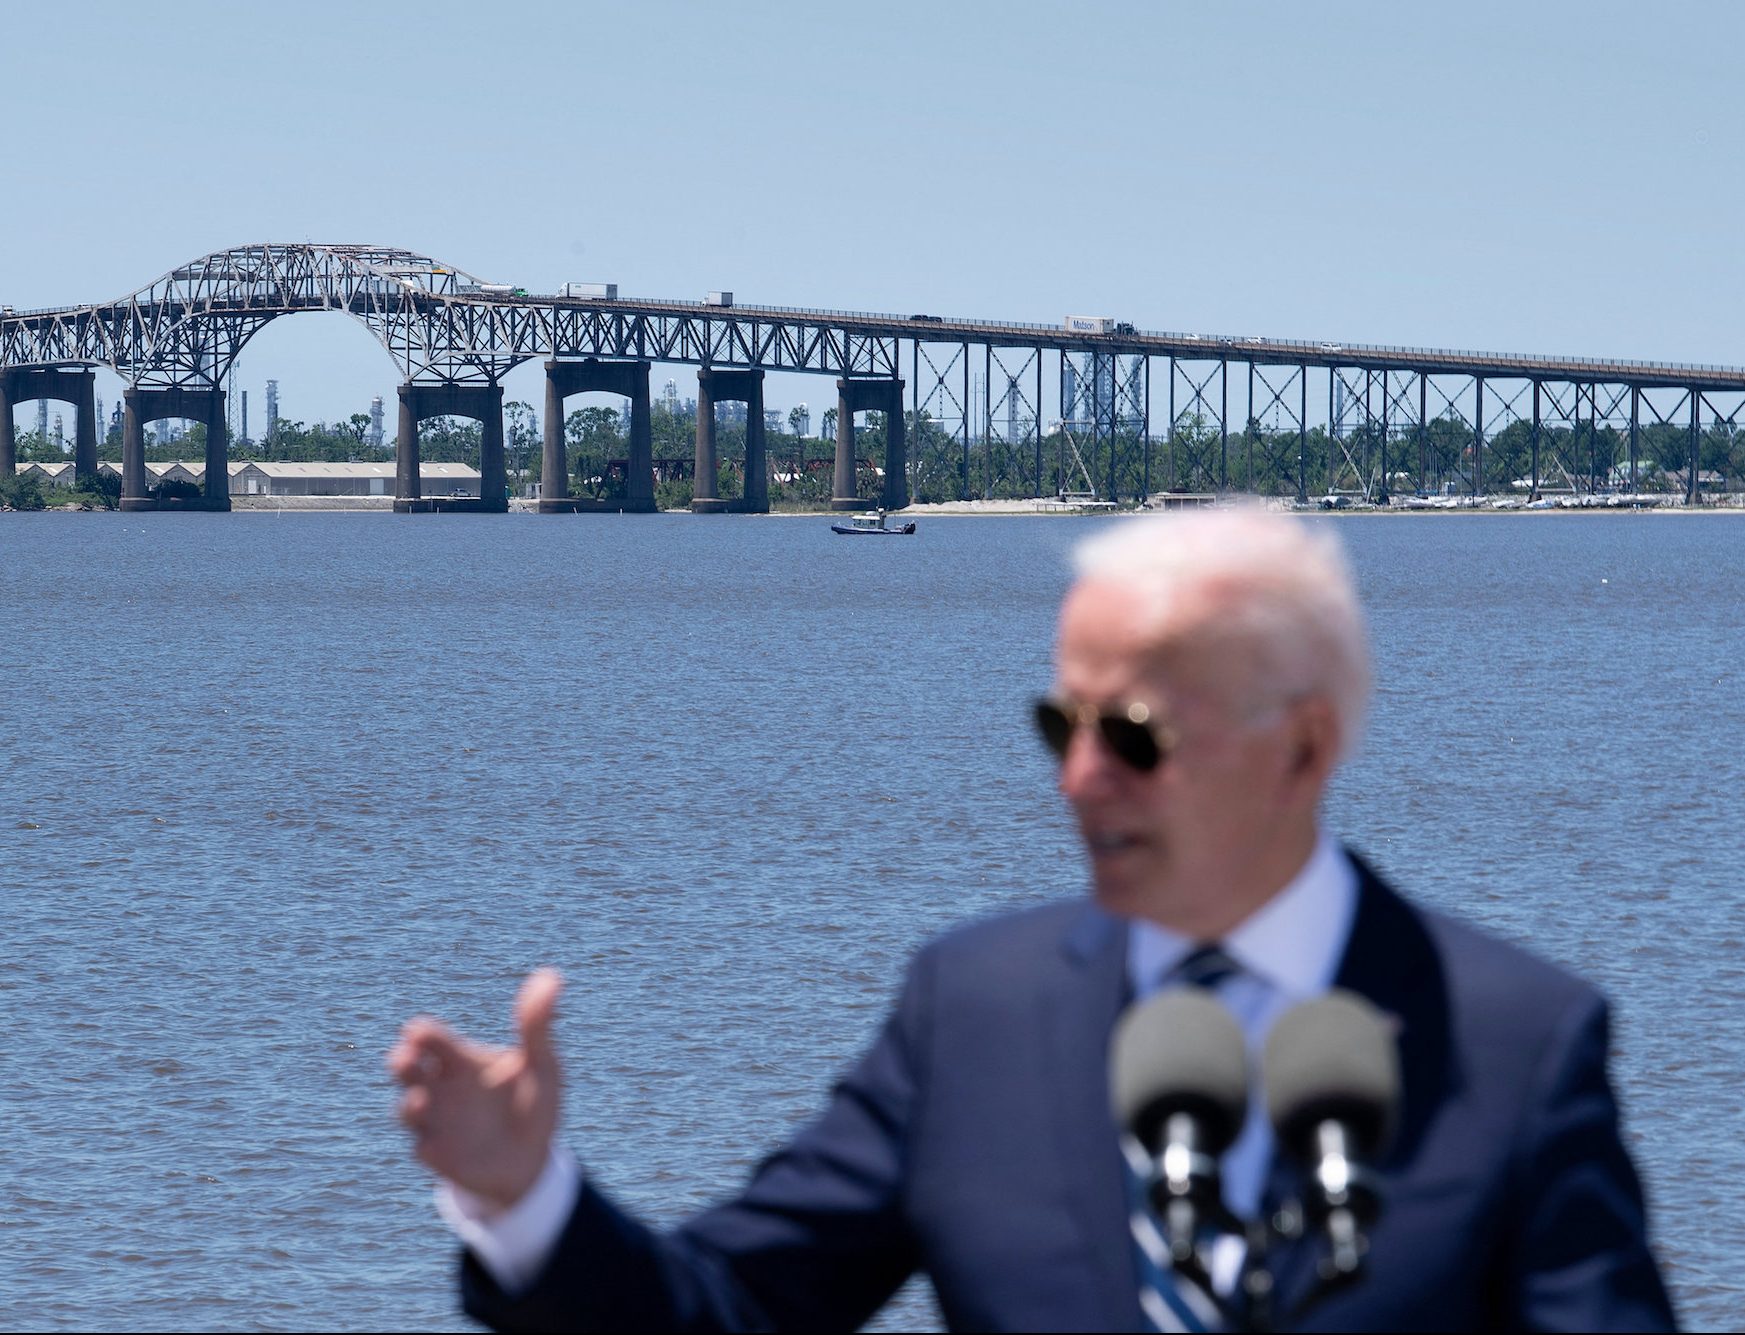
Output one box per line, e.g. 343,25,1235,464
3,511,1740,1330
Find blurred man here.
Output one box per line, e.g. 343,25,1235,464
392,509,1673,1331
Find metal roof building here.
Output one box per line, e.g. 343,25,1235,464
229,461,479,497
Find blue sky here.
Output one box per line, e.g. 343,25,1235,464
5,0,1739,428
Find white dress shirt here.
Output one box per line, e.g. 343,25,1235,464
443,833,1359,1297
438,1143,580,1294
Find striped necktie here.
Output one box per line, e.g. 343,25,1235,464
1173,942,1239,992
1129,942,1241,1332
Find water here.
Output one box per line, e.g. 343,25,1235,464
3,510,1740,1330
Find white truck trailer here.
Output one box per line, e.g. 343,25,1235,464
1064,315,1114,335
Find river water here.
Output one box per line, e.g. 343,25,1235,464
3,510,1740,1330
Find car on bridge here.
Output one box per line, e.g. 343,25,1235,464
910,313,943,323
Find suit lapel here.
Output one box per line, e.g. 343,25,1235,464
1261,851,1458,1319
1044,905,1143,1332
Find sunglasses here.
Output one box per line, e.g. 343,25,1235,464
1032,697,1178,773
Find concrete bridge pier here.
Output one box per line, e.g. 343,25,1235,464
395,390,421,503
693,367,766,513
541,370,567,509
537,359,655,513
74,376,97,483
120,385,230,511
202,393,229,508
0,368,100,483
832,377,907,511
693,370,722,512
121,393,147,508
0,378,12,477
395,382,507,513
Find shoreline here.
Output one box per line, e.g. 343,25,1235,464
13,494,1745,517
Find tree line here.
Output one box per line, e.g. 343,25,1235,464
13,399,1740,509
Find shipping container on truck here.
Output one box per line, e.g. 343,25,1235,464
705,291,733,307
1064,315,1114,335
561,282,618,299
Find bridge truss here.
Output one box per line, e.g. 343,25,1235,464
6,242,1745,503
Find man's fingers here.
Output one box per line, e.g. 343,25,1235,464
389,1017,486,1084
398,1083,431,1129
387,1028,437,1081
515,968,564,1069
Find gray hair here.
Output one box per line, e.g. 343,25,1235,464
1071,508,1371,757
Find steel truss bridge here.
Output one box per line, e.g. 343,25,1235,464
5,241,1744,513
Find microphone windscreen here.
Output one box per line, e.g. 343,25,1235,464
1262,989,1400,1161
1110,989,1249,1155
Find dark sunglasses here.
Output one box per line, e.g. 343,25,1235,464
1032,697,1178,773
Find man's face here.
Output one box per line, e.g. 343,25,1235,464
1051,576,1302,931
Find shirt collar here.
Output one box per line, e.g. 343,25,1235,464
1125,832,1358,1001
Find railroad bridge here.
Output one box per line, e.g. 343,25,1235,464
5,242,1745,512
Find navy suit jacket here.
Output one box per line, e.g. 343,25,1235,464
463,857,1675,1331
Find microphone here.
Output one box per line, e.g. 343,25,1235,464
1110,989,1250,1265
1262,990,1400,1284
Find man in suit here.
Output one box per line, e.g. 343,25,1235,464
391,509,1674,1332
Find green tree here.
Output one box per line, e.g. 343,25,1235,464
656,475,695,510
68,470,121,509
1485,420,1535,493
911,410,966,503
1422,415,1476,493
15,430,66,463
505,400,539,485
0,472,47,510
1158,414,1223,493
142,421,203,463
417,417,482,467
566,406,625,498
849,411,887,500
651,407,691,463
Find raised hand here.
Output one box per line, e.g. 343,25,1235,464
389,969,564,1211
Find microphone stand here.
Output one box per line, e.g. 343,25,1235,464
1238,1215,1278,1333
1144,1178,1376,1333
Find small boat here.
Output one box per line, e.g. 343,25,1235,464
831,509,916,536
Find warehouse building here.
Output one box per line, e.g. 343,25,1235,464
229,461,480,497
81,460,481,498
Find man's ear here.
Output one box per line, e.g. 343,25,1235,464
1283,695,1341,800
